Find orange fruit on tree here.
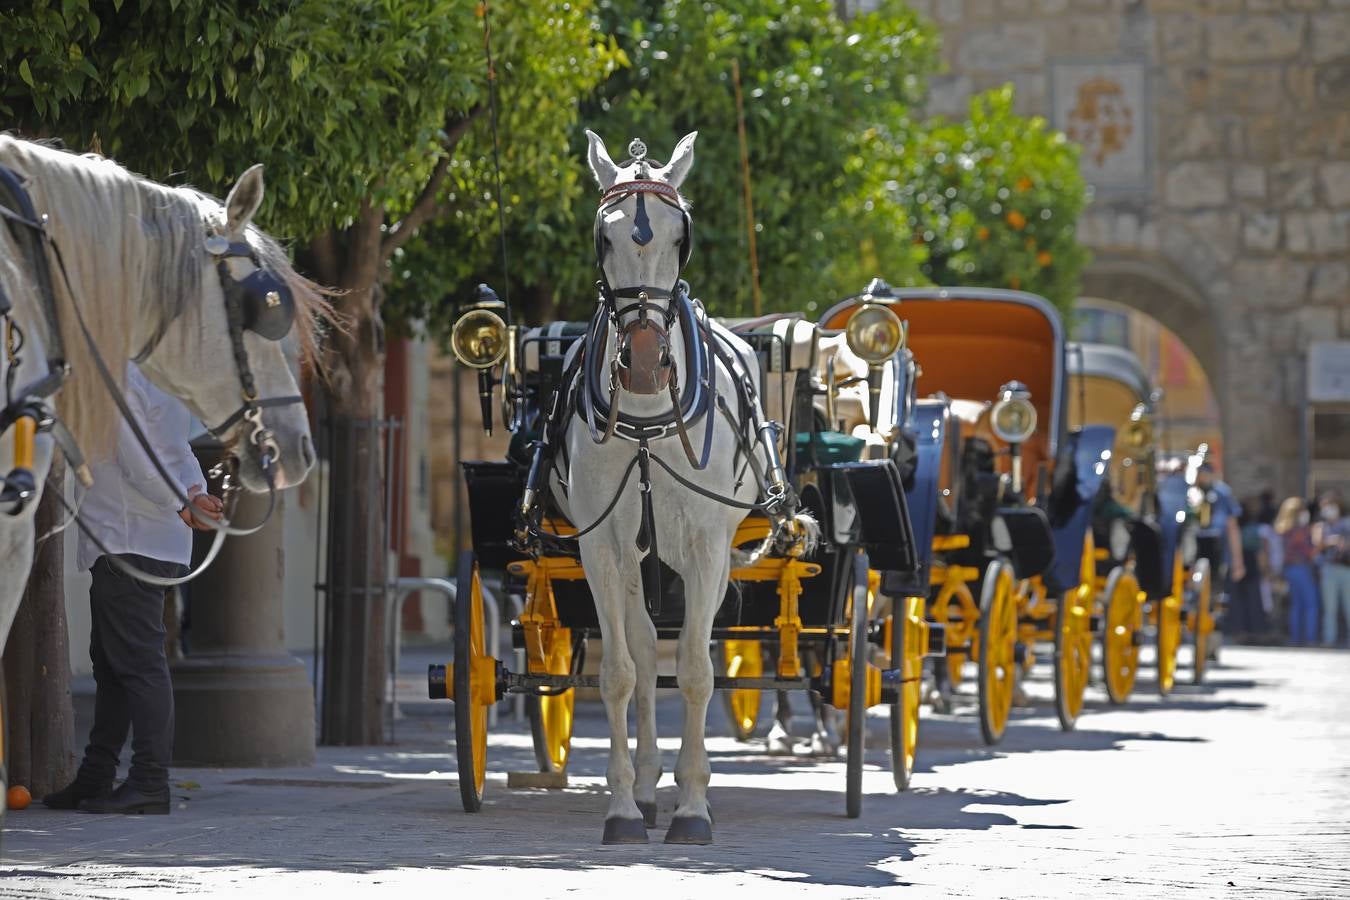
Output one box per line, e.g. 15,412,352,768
1037,251,1053,267
976,225,991,241
1006,210,1027,230
7,785,32,810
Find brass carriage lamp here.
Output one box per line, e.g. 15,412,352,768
991,381,1037,495
450,283,512,435
844,301,906,431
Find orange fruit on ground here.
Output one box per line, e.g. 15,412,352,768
7,785,32,810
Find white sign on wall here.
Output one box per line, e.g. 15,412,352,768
1051,63,1148,190
1309,341,1350,403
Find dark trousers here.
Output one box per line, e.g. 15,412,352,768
77,554,184,792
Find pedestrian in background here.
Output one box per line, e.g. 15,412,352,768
43,364,222,815
1314,492,1350,648
1257,492,1280,633
1228,499,1268,644
1274,497,1319,647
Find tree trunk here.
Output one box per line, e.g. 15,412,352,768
308,221,390,746
2,465,77,796
521,280,557,326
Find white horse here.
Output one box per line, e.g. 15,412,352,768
559,131,811,845
0,135,321,653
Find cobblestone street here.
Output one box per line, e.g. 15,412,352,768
3,646,1348,898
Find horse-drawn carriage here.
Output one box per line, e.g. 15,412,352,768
821,287,1117,737
430,134,943,843
1067,343,1214,694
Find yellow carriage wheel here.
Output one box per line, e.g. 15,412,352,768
527,627,575,773
890,596,924,791
1101,568,1143,705
720,640,765,742
453,551,492,812
1053,584,1093,732
977,561,1017,746
1156,555,1184,697
1190,559,1213,685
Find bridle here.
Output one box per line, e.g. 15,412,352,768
191,233,304,469
593,156,692,396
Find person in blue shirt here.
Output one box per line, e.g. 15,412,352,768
1193,462,1246,586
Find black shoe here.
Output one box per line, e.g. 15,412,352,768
43,779,113,810
79,782,170,815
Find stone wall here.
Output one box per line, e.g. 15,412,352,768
888,0,1350,495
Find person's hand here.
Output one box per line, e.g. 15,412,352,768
1231,560,1247,583
179,493,224,530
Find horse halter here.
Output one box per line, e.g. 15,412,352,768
593,154,692,396
200,233,303,467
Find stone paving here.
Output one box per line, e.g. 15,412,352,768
2,646,1348,898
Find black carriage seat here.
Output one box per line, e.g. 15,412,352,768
507,321,591,465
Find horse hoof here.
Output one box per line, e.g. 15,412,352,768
766,723,796,756
602,817,649,844
809,734,840,758
637,801,657,829
664,815,713,845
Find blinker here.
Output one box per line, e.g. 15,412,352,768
235,268,296,341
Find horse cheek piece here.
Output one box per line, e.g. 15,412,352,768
202,235,301,471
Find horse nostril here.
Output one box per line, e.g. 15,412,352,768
301,434,315,469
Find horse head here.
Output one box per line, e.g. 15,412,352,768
586,130,696,396
135,165,318,492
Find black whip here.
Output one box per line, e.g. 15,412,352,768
480,0,512,325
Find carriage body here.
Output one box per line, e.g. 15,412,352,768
1065,343,1213,694
820,287,1111,737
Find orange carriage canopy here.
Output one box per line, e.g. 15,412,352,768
820,287,1067,452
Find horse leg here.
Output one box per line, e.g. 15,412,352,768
627,600,661,828
593,559,647,844
808,668,841,759
666,554,724,845
766,690,796,756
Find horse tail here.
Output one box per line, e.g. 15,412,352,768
728,511,820,571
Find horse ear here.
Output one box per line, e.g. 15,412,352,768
225,164,265,235
586,129,620,191
660,131,697,189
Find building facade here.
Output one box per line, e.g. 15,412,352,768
880,0,1350,495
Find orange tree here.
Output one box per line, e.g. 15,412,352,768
885,86,1091,315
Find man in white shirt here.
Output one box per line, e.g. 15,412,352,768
43,364,221,815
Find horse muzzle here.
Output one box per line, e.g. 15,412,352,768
616,320,673,395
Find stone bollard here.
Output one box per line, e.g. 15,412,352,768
171,471,315,768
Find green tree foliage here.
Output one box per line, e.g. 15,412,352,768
397,0,939,330
2,0,614,351
888,86,1091,315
